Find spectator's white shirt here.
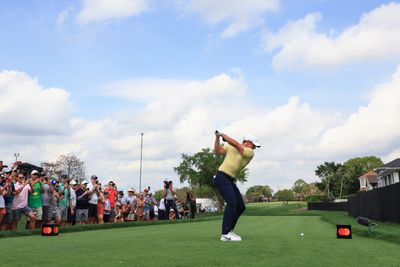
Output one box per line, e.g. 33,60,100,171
126,195,137,205
41,183,50,206
154,205,158,216
70,189,77,208
159,198,166,211
87,183,98,204
0,186,5,208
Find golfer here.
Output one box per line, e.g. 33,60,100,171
213,131,260,241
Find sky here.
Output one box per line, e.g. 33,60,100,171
1,0,400,193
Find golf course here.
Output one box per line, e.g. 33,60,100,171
1,202,400,267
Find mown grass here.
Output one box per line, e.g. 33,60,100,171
246,202,400,245
2,215,400,267
2,201,399,246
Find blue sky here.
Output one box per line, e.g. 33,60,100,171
1,0,400,192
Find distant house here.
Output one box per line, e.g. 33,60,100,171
376,158,400,188
358,171,378,191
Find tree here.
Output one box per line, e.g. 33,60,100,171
41,154,86,183
245,185,273,202
315,162,342,200
343,156,383,194
292,179,310,201
274,189,294,203
174,148,248,211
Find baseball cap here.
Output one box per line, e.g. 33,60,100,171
128,187,135,192
50,179,57,185
31,170,39,175
60,174,68,179
2,167,11,173
243,134,261,148
70,180,77,185
91,175,98,180
82,180,89,185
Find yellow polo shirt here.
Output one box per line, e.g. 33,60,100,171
218,144,254,178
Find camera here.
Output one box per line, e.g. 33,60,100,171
164,180,172,189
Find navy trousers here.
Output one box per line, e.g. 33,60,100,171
213,171,245,235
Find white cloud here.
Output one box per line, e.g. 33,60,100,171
264,3,400,69
173,0,279,38
298,65,400,159
77,0,150,25
3,67,400,192
0,70,72,137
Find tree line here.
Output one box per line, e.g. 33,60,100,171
38,151,384,208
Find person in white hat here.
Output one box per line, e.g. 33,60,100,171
213,131,260,242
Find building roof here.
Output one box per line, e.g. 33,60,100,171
359,171,378,185
382,158,400,168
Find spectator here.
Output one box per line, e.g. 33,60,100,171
75,181,89,224
114,201,123,222
125,188,137,221
144,193,157,221
27,170,44,229
58,174,70,226
182,199,190,219
48,179,61,225
103,191,111,223
126,188,137,206
97,187,105,224
41,174,50,224
158,198,167,220
0,175,5,227
68,180,78,226
177,199,184,219
1,168,14,231
169,209,175,221
87,175,100,224
104,180,118,221
117,191,126,204
12,172,35,230
163,180,179,220
187,191,197,219
135,193,145,221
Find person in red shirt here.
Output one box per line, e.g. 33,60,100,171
104,180,118,221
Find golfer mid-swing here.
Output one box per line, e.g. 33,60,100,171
214,131,260,241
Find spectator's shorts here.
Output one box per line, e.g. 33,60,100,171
75,209,88,222
59,206,68,221
42,206,50,221
48,207,61,222
0,208,5,215
88,204,97,218
12,206,32,221
27,207,43,221
144,209,150,220
1,202,13,224
67,207,75,223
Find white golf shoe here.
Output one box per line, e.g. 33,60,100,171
229,231,242,241
220,232,241,241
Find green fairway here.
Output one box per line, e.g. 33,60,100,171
2,215,400,267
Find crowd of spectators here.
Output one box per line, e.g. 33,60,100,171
0,162,197,231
